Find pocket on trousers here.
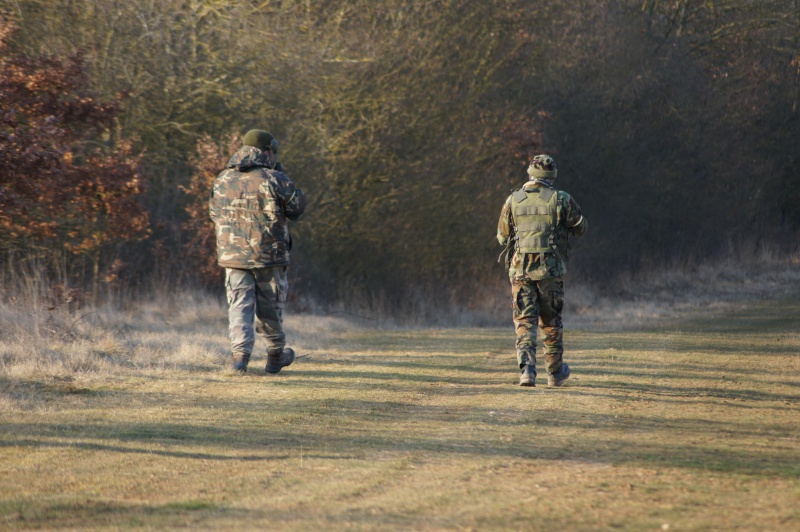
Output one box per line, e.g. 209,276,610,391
225,269,251,305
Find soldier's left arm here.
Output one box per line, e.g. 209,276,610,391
209,175,224,223
272,172,307,221
561,192,588,236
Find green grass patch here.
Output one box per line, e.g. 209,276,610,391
1,297,799,529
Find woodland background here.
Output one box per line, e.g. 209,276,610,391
2,0,799,314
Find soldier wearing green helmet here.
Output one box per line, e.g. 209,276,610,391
497,154,587,387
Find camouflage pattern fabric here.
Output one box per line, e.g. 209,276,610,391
497,181,587,280
512,277,564,374
226,267,288,357
210,145,307,269
527,154,557,179
498,176,587,378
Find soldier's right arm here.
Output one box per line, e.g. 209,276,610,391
272,172,307,221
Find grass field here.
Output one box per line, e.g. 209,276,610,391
1,288,799,530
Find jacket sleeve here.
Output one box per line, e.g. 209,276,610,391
497,197,513,246
209,175,223,223
561,192,587,236
271,171,307,221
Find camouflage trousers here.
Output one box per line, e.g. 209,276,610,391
225,267,288,357
511,276,565,375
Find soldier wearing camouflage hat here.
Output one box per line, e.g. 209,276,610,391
497,154,587,387
210,129,307,374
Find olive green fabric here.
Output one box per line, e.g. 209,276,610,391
510,185,559,255
242,129,274,151
497,181,587,280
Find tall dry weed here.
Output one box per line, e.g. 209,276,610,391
0,286,366,413
568,244,800,330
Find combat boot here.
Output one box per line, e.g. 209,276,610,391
547,362,571,387
232,353,250,373
265,347,296,374
519,364,536,387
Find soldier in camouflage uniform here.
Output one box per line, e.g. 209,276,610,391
497,155,587,387
210,129,307,373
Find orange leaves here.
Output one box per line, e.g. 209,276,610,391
0,18,149,257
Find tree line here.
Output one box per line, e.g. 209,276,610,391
2,1,799,311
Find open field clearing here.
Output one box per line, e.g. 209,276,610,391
1,291,799,530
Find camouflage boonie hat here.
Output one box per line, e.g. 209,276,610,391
527,154,557,179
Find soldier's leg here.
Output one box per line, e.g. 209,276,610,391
225,268,256,361
253,266,288,353
512,278,540,369
537,277,565,375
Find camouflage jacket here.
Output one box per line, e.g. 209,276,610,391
209,146,307,269
497,179,587,280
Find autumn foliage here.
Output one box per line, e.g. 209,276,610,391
4,2,800,309
0,17,149,268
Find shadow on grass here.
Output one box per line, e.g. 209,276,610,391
578,376,799,400
0,497,250,529
1,496,372,529
2,391,798,479
567,335,796,357
573,368,798,399
0,437,283,462
3,301,799,486
252,354,800,403
327,329,512,354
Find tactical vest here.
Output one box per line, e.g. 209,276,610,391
510,186,563,255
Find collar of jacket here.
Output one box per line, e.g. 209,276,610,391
523,179,554,189
226,145,272,172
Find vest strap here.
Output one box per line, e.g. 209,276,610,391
539,187,556,202
511,189,528,202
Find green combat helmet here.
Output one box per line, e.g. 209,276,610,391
242,129,280,169
242,129,275,151
527,154,557,180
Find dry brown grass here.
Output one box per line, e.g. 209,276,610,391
1,262,799,529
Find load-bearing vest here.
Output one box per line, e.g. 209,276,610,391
510,185,568,261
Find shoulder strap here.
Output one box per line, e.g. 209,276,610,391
512,188,528,202
539,187,556,202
